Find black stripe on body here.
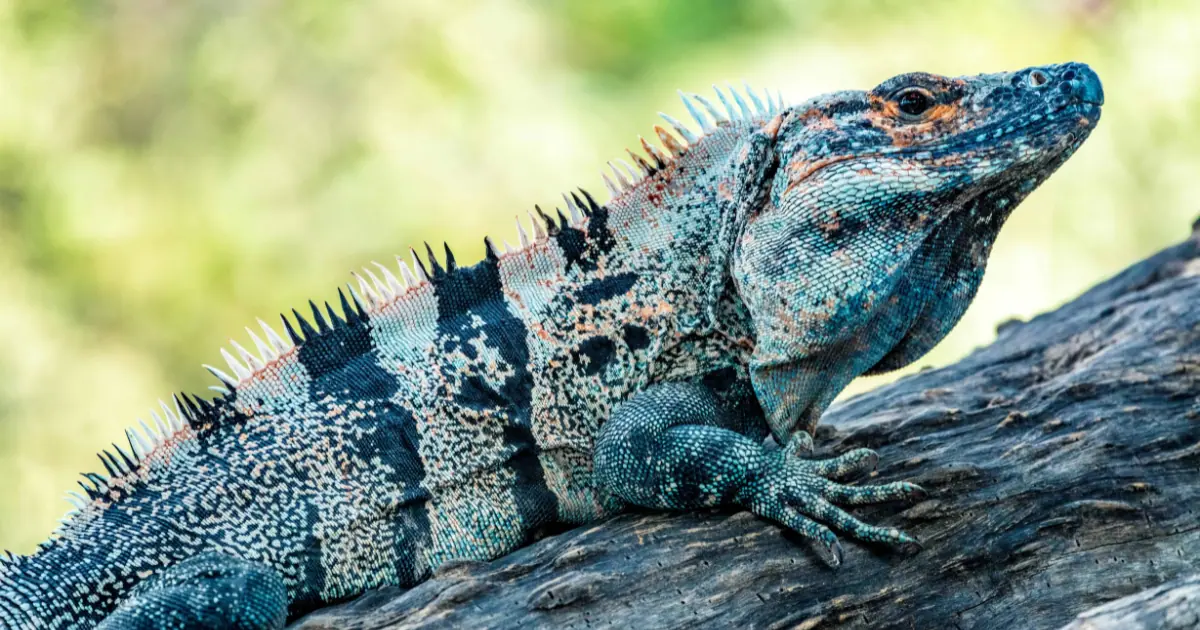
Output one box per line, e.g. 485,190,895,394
297,312,427,482
555,202,616,274
576,272,638,306
555,226,593,272
430,256,559,540
292,502,326,616
574,336,617,377
621,324,650,351
292,308,432,602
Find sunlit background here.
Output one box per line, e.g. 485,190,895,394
1,0,1197,553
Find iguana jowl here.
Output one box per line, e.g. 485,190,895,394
0,62,1103,629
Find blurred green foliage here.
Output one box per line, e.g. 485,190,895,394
1,0,1197,552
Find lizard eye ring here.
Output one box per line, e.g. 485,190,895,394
893,87,935,119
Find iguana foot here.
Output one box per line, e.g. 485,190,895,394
595,381,925,568
97,551,287,630
736,434,925,567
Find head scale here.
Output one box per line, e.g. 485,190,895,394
732,62,1103,441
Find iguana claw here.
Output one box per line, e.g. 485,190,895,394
737,447,925,564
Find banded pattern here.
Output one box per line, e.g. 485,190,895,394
0,84,784,628
0,62,1103,629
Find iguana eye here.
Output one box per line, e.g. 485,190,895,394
894,87,935,118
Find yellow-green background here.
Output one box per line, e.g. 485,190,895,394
1,0,1197,553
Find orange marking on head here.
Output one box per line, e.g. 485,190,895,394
783,154,859,195
870,94,900,119
924,102,960,123
932,153,966,167
793,107,842,132
867,96,966,147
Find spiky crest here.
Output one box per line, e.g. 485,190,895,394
45,396,198,539
38,82,787,552
194,81,786,399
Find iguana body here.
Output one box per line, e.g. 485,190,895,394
0,62,1102,629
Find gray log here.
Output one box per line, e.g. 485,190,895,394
292,219,1200,630
1060,574,1200,629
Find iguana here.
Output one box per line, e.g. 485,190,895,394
0,62,1103,629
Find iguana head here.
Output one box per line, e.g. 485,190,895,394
732,62,1103,441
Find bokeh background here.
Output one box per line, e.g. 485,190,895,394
1,0,1197,553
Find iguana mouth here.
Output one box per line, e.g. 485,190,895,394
912,100,1101,163
783,99,1101,196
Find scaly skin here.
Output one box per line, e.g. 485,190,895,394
0,62,1101,629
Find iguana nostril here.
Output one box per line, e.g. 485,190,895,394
1067,64,1104,105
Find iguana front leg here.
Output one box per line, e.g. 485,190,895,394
593,381,924,566
97,552,287,630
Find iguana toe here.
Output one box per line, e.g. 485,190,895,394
739,450,923,562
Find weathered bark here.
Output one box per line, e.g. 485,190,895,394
1060,574,1200,629
292,220,1200,630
